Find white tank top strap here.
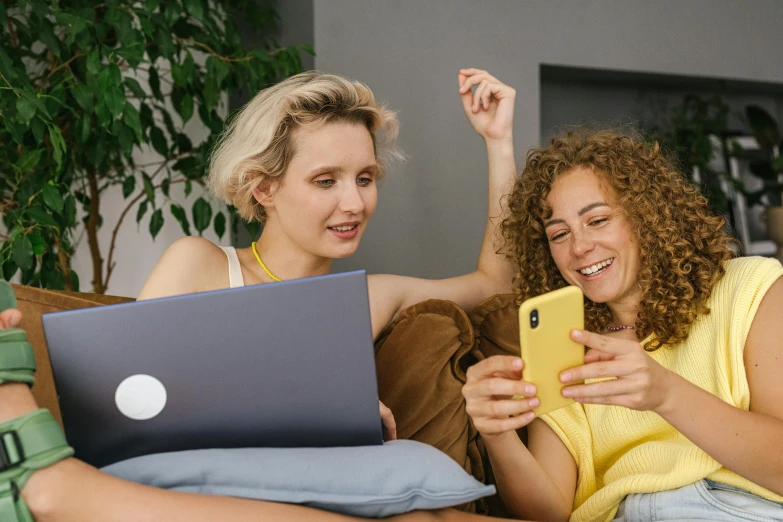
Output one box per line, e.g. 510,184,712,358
219,246,245,288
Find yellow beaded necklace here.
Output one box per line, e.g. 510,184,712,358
251,241,282,282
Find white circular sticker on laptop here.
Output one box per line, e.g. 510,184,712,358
115,374,167,420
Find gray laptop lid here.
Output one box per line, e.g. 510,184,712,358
42,270,382,468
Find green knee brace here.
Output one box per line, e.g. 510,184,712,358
0,281,74,521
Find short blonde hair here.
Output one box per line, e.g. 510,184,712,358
207,71,399,222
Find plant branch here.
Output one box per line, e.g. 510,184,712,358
174,37,254,62
0,73,19,96
103,177,189,291
46,52,86,81
85,170,105,293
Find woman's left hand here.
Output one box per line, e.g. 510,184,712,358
458,68,515,142
558,330,674,413
379,400,397,441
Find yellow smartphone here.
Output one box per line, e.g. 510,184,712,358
518,285,585,416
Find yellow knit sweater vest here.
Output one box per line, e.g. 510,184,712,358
541,256,783,522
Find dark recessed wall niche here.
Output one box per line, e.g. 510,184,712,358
540,64,783,143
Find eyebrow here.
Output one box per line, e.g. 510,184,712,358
543,202,610,228
308,164,378,177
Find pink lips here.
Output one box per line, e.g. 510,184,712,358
328,223,360,240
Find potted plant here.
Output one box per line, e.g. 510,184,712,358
1,0,312,292
738,105,783,262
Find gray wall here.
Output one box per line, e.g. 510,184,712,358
310,0,783,279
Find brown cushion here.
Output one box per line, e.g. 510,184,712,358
374,299,484,513
11,284,134,426
465,294,521,519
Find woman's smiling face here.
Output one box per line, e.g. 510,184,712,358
544,166,641,307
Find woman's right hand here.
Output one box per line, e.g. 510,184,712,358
462,355,539,439
457,68,515,143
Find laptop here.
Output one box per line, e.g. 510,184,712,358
42,270,383,468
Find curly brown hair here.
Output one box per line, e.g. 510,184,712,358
501,130,737,350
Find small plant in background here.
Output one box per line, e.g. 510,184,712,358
735,105,783,208
655,94,732,214
1,0,313,292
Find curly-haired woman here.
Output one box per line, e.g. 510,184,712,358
463,130,783,521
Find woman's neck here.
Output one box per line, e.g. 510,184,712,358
606,294,641,328
249,226,332,282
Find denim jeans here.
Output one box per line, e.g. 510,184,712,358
613,480,783,521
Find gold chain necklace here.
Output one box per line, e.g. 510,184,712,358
251,242,282,282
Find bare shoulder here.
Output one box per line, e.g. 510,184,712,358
745,276,783,418
137,237,230,300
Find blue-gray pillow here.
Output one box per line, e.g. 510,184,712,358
101,440,495,517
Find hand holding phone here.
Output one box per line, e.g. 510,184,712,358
518,286,585,416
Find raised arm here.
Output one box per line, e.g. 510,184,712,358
368,69,517,336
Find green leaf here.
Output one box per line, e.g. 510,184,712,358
16,149,43,172
142,172,155,204
124,77,147,98
16,98,36,124
184,180,192,196
150,126,168,156
772,155,783,173
122,176,136,198
86,50,101,75
117,123,135,157
146,0,163,12
76,115,91,145
98,64,122,91
29,234,45,256
173,156,202,179
214,211,226,239
39,18,62,59
47,125,65,166
149,208,164,239
31,117,46,144
161,178,170,197
746,105,780,150
12,236,34,271
192,197,212,236
95,99,111,128
136,200,149,223
122,103,143,142
71,83,94,112
42,184,64,214
184,0,205,22
105,86,126,118
301,44,316,56
170,204,191,235
206,56,230,86
27,207,59,228
148,67,163,101
44,269,65,290
172,88,194,124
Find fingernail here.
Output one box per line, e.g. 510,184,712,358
571,330,582,340
562,388,573,397
512,359,523,369
529,398,540,408
524,384,535,395
560,372,571,383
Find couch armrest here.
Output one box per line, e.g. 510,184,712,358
11,284,134,426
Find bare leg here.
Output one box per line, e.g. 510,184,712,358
2,381,507,521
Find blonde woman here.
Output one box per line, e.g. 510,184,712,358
0,68,519,521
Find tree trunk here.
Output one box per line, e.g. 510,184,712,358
54,237,74,291
85,170,105,294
